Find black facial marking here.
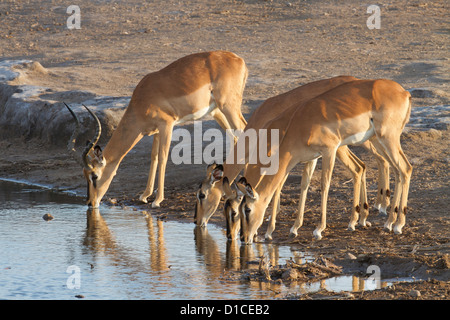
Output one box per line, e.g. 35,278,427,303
224,199,231,213
91,173,98,189
194,202,197,222
244,205,251,223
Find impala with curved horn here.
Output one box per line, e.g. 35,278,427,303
65,51,248,208
64,103,105,203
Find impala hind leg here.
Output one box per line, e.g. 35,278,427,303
152,123,174,208
371,137,412,234
375,155,390,216
346,149,371,228
212,85,247,131
289,159,317,238
393,148,412,234
140,133,160,203
363,139,390,216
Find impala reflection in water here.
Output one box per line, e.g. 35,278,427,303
0,180,393,300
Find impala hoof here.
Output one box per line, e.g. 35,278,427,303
288,232,297,240
151,201,161,208
139,195,149,204
383,223,393,233
378,207,388,217
313,229,322,240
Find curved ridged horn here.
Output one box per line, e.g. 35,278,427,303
64,102,102,170
81,104,102,170
64,102,85,168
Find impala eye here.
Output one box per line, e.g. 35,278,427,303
197,191,206,200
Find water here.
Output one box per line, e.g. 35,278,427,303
0,180,404,300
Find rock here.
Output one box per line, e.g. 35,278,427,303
107,198,118,205
0,59,129,146
343,292,354,299
427,129,443,139
42,213,54,221
409,289,421,298
346,252,357,260
435,254,449,269
282,268,298,281
408,88,434,98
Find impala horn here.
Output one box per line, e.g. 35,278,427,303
64,102,102,170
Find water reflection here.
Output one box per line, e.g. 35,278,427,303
81,207,386,298
84,208,116,253
0,180,401,299
193,226,308,272
146,214,169,272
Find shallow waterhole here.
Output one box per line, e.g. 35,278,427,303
0,179,415,299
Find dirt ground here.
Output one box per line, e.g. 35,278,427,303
0,0,449,300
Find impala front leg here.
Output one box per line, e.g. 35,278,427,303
140,133,160,203
265,174,288,241
313,151,336,240
152,123,174,208
289,159,317,238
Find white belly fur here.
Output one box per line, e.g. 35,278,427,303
174,92,216,125
339,123,375,146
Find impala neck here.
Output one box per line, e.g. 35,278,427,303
222,162,246,185
95,109,144,206
250,151,292,207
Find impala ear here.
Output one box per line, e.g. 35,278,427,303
92,145,105,167
236,177,247,194
236,177,257,200
93,145,102,157
206,162,218,176
210,164,224,184
222,177,235,199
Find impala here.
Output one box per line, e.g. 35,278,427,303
238,79,412,244
195,76,391,240
66,51,248,208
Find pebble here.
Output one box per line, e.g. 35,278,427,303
409,289,421,298
346,252,357,260
343,292,354,299
42,213,54,221
282,268,298,281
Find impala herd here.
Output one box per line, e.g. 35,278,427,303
65,51,412,244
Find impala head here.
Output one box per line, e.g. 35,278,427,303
236,177,261,244
194,163,224,227
65,103,106,208
222,177,244,240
